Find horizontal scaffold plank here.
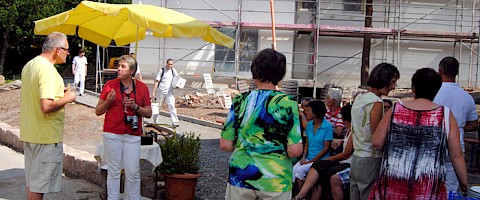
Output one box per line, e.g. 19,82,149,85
207,21,478,40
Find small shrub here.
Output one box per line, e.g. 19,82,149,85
157,132,201,174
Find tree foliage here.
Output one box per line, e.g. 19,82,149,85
0,0,131,78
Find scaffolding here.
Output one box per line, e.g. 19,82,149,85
96,0,479,94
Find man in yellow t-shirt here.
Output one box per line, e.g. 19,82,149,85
20,32,76,200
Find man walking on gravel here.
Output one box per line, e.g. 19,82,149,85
20,32,76,200
72,49,88,96
152,58,180,127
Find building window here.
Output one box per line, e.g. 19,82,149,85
214,28,258,74
238,29,258,72
300,0,317,11
343,0,362,12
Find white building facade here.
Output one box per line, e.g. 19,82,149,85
130,0,479,89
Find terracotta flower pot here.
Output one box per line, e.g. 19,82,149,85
164,173,202,200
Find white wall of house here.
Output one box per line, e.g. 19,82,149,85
131,0,479,88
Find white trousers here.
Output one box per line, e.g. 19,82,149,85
103,132,141,200
74,71,85,94
446,161,459,194
293,160,314,181
153,92,178,125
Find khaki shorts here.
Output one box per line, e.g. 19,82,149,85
24,142,63,193
225,183,292,200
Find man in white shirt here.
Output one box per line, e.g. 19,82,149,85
434,56,478,194
72,49,88,95
152,59,180,127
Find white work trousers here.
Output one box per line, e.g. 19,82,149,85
103,132,141,200
74,71,85,94
446,161,459,194
154,93,179,125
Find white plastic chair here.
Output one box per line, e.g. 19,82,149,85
216,89,232,110
203,73,216,95
237,80,249,94
203,73,230,109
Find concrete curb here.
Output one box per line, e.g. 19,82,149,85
84,89,100,97
157,112,223,130
77,90,223,130
0,122,106,187
0,122,158,198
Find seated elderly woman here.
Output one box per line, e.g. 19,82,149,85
369,68,468,199
292,100,333,191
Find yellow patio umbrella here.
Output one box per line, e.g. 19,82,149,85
34,1,234,48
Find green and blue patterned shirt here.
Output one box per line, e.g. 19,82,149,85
221,90,302,192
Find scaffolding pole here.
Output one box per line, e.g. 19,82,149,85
396,0,401,68
477,18,480,88
118,0,480,91
313,0,321,98
235,0,242,87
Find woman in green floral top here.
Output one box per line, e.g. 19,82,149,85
220,48,303,200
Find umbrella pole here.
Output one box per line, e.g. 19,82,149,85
270,0,276,50
135,26,139,55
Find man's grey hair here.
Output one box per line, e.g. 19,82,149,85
328,88,342,106
42,32,67,53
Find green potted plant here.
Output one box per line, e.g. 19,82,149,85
157,132,201,200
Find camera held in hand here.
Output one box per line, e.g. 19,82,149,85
125,115,139,131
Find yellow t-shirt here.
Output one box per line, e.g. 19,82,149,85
20,56,65,144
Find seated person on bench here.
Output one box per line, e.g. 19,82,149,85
293,105,353,200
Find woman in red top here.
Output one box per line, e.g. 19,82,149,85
95,55,152,199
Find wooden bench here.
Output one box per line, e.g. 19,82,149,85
464,138,480,168
144,123,177,138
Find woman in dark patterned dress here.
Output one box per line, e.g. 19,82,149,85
369,68,468,199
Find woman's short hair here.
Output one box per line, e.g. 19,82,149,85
308,99,327,119
118,55,138,76
327,89,342,106
411,68,442,101
42,32,67,53
340,104,352,122
367,63,400,89
251,48,286,85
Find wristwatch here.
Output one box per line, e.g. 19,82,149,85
135,105,140,112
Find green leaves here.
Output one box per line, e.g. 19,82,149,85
157,132,201,174
0,0,132,76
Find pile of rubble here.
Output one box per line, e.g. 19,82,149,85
0,80,21,92
177,88,240,108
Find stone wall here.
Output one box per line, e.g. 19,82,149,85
0,122,158,198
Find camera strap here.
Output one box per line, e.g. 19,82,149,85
120,79,137,114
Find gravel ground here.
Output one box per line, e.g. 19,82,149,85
5,83,480,199
0,88,232,199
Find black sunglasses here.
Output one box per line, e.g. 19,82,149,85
58,47,70,53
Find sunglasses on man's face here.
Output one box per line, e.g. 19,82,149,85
58,47,70,53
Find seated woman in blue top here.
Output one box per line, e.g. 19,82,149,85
293,100,333,191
